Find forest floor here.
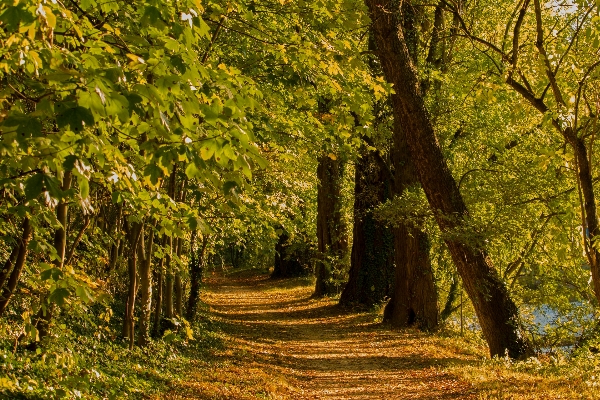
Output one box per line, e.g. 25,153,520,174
161,268,598,399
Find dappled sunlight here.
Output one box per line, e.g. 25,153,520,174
199,271,479,399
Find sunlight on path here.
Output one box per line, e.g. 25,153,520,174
198,271,479,399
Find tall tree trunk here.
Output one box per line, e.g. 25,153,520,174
174,237,183,316
365,0,530,358
152,235,167,337
186,232,207,321
123,220,142,349
138,222,155,346
107,204,123,276
0,218,32,316
340,150,394,307
384,76,439,330
164,235,174,320
174,184,186,316
314,155,347,297
37,171,72,341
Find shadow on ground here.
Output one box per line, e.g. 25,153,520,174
170,270,479,399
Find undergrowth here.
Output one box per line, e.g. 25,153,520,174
0,310,224,399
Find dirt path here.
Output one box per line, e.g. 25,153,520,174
177,270,480,399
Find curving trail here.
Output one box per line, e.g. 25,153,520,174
174,270,479,399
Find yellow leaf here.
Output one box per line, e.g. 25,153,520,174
328,153,337,160
126,53,144,64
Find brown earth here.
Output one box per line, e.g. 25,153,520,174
168,270,481,399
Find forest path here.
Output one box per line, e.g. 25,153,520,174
175,269,480,399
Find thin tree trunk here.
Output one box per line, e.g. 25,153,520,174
65,214,91,267
152,235,167,337
186,232,207,321
123,220,142,349
138,222,155,346
37,171,72,341
107,204,123,276
365,0,530,358
174,237,183,316
0,218,32,315
164,235,174,320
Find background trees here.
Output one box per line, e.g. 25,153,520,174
1,0,600,394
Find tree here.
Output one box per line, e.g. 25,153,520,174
314,155,348,297
364,0,530,358
447,0,600,305
340,145,394,307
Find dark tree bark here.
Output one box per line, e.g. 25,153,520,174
440,274,460,321
0,218,32,316
384,224,438,330
340,150,394,307
314,155,347,297
384,64,439,330
365,0,531,358
152,235,167,337
174,237,183,316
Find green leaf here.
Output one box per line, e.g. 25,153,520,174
0,5,35,32
185,162,201,179
78,91,106,117
40,267,63,281
2,115,42,137
144,164,164,185
25,174,45,201
57,106,95,132
78,175,90,198
49,288,71,307
200,139,218,160
75,284,94,303
163,329,177,343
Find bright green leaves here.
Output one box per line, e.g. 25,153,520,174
57,106,95,133
200,139,218,160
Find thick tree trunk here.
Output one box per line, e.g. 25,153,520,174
137,223,155,346
0,218,32,316
384,104,439,330
314,155,347,297
385,224,438,330
366,0,530,358
340,151,394,307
